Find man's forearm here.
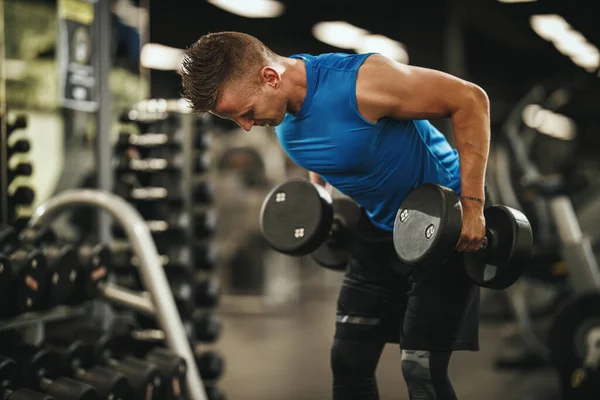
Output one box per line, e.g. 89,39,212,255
451,87,490,201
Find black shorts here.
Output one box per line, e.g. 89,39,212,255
334,212,481,352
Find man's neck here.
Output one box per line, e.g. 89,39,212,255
281,57,307,115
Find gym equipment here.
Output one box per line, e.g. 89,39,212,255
0,225,49,314
195,242,218,271
0,356,52,399
392,183,533,290
41,340,132,400
8,140,30,158
7,114,28,137
195,351,224,382
1,347,98,400
19,226,79,308
8,187,35,206
193,311,222,343
548,292,600,398
66,243,112,304
143,347,188,400
114,182,212,204
27,187,206,400
259,179,361,271
46,328,162,400
116,131,208,151
8,163,33,183
195,279,220,308
115,154,209,174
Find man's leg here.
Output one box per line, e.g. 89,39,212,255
399,252,480,400
400,350,457,400
332,230,408,400
331,339,385,400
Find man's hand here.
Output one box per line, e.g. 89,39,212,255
456,199,486,252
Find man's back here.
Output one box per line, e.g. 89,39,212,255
275,52,461,231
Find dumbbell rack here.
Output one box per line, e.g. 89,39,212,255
3,113,35,231
110,101,225,397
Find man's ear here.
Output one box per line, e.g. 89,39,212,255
261,66,281,89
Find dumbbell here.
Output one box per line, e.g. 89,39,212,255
19,226,79,308
7,114,28,137
8,140,30,158
8,187,35,207
108,323,188,400
392,183,533,289
8,163,33,184
38,339,132,400
0,356,53,399
66,243,112,304
192,311,222,343
195,241,218,272
0,225,49,315
260,179,361,271
195,209,218,239
114,154,209,174
2,345,98,400
114,180,213,205
46,327,162,400
195,351,225,382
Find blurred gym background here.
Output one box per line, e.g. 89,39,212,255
0,0,599,399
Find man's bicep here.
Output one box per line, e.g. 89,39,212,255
356,54,477,122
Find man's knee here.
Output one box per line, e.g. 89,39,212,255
401,350,456,400
331,339,382,377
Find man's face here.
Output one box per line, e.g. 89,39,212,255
211,67,287,131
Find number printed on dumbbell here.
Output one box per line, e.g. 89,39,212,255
276,192,286,202
294,228,305,238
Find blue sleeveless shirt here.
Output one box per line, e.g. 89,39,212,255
275,52,461,231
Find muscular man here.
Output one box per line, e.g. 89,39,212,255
181,31,490,400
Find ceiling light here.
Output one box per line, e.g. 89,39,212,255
354,34,409,64
141,43,185,70
312,21,369,49
207,0,284,18
530,15,570,42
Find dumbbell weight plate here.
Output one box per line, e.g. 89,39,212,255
463,206,532,290
260,179,333,256
310,198,361,271
393,183,463,266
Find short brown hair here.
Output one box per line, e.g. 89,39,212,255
180,31,276,114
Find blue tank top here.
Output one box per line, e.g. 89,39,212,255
275,52,461,231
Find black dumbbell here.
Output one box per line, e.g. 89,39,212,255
195,278,220,308
46,327,163,400
260,179,361,271
194,134,211,151
19,226,79,308
108,324,188,400
115,154,209,174
42,339,132,400
392,183,533,289
0,355,53,399
8,187,35,206
8,140,30,158
8,163,33,184
194,241,218,272
196,351,224,382
116,132,183,150
0,225,49,315
66,243,112,304
7,115,28,137
2,344,98,400
112,213,188,239
194,210,217,239
192,311,221,343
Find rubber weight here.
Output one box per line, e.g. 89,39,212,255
393,183,533,289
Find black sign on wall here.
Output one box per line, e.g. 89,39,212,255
58,0,99,112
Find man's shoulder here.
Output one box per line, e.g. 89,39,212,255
290,52,375,70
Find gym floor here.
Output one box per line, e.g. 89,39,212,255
215,269,562,400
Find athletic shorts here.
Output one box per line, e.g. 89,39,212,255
334,200,489,352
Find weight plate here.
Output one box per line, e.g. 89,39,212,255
260,179,333,256
464,206,532,290
393,184,462,266
548,292,600,368
14,250,48,313
310,198,360,271
45,245,79,306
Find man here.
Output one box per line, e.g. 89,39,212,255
181,31,490,400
